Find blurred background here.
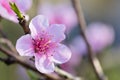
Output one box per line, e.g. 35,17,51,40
0,0,120,80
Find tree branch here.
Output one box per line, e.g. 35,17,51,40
55,67,82,80
18,16,30,34
0,57,16,65
0,38,17,53
71,0,107,80
0,46,60,80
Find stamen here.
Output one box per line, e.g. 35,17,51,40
33,37,51,54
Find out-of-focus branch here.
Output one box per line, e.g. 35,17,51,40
55,67,82,80
0,57,16,65
0,38,17,53
71,0,107,80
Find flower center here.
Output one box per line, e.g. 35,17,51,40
33,37,51,53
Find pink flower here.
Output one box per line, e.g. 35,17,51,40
70,22,115,54
16,15,71,73
0,0,32,22
86,22,115,52
38,3,77,33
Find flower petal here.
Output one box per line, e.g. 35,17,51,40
47,24,65,42
35,54,55,73
29,15,49,38
0,4,17,22
52,44,71,64
15,0,32,12
16,34,34,56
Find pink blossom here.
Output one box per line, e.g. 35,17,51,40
62,22,115,74
70,22,115,54
16,15,71,73
38,3,77,33
86,22,115,52
0,0,32,22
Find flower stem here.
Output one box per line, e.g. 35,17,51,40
71,0,107,80
18,16,30,34
10,2,30,34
